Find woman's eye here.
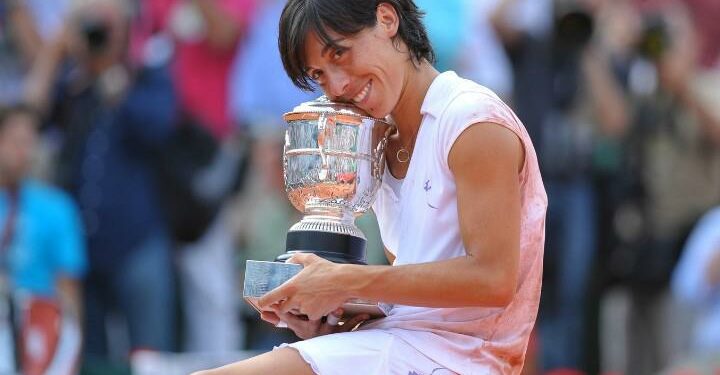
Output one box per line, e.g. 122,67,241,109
332,48,346,60
310,70,323,80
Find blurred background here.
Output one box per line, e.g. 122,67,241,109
0,0,718,374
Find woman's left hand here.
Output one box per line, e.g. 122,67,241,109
259,308,371,340
258,253,352,321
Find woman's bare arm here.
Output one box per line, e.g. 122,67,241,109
260,122,524,319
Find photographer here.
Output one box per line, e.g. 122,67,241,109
24,0,178,369
640,0,720,146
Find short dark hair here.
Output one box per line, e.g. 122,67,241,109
279,0,435,91
0,103,41,133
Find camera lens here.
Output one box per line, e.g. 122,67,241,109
81,18,109,54
637,16,668,60
554,10,594,51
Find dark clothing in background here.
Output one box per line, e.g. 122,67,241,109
506,35,552,151
53,66,176,273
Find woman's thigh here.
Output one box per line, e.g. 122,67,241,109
198,329,455,375
285,329,456,375
195,348,314,375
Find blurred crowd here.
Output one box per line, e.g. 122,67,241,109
0,0,718,374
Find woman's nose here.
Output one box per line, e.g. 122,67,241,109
325,68,351,101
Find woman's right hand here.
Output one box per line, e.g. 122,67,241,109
260,308,371,340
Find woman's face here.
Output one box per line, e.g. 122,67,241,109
302,4,408,119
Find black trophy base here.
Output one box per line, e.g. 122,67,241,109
277,230,367,264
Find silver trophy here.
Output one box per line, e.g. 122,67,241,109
244,96,394,317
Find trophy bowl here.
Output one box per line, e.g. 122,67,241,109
279,96,395,264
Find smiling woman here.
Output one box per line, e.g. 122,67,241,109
194,1,547,374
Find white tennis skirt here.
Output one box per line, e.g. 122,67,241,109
277,329,458,375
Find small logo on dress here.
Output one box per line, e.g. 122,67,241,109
424,179,438,209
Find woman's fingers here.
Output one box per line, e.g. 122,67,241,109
286,252,319,266
275,310,321,339
275,310,303,323
278,297,299,315
257,283,291,310
267,308,370,339
306,309,326,321
260,311,280,325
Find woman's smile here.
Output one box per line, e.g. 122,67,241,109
352,80,372,105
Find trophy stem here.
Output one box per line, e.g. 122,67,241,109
278,208,367,264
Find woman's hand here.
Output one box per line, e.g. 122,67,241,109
260,308,370,340
258,253,353,321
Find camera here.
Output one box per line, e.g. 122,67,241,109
553,7,595,53
636,15,669,60
79,17,110,55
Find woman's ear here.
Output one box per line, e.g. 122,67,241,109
376,3,399,38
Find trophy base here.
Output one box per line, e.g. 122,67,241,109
243,260,385,318
282,230,367,264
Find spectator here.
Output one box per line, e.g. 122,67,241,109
25,0,178,368
0,103,86,375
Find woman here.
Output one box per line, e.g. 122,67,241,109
199,0,546,373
